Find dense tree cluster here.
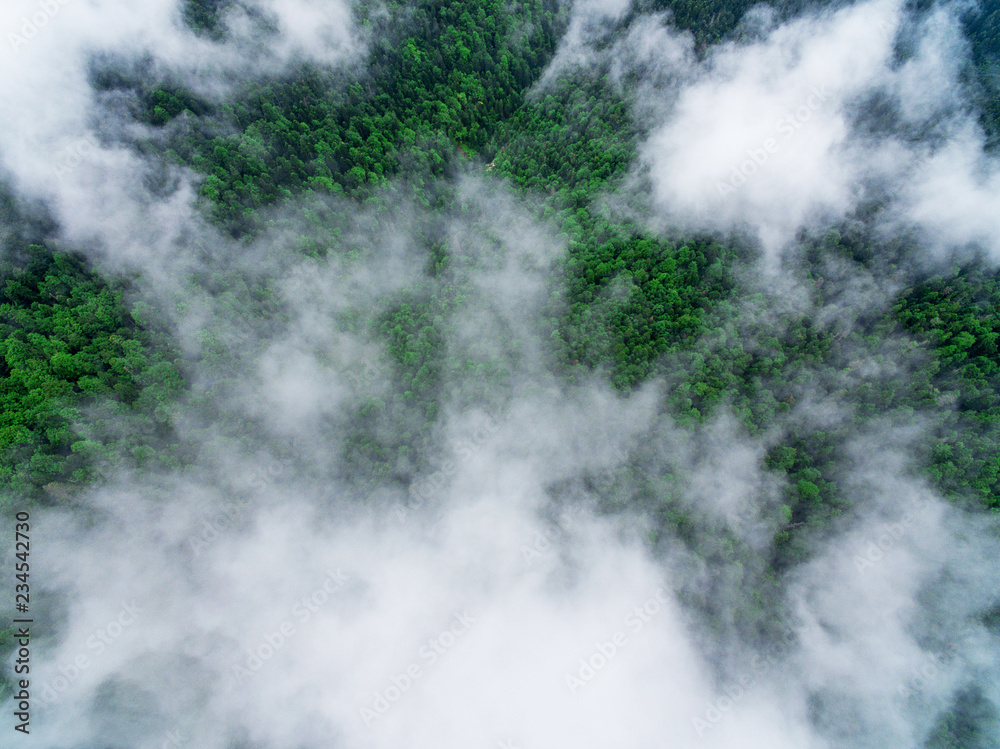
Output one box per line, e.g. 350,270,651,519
965,0,1000,149
4,0,999,526
1,0,998,732
161,0,565,230
0,246,183,505
895,265,1000,508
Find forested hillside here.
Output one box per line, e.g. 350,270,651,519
1,0,999,743
3,0,998,542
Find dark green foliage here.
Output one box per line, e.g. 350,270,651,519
183,0,232,38
647,0,836,49
2,0,996,537
180,0,565,230
0,246,184,504
0,0,995,608
489,72,636,195
143,86,210,126
923,685,999,748
555,233,731,390
895,265,1000,508
652,0,763,47
0,4,996,734
483,64,730,392
964,0,1000,149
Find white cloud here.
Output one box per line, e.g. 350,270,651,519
631,0,1000,264
0,0,361,268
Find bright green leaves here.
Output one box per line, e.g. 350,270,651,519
894,266,1000,508
0,246,184,502
184,0,564,233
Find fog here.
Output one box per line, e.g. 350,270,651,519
1,0,999,747
610,0,1000,264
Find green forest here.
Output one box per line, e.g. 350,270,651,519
5,0,998,512
1,0,999,743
